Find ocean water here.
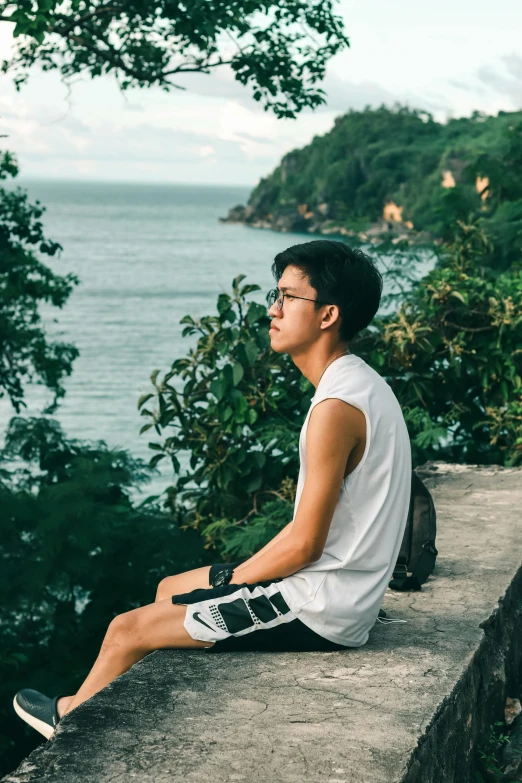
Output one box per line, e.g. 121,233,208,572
1,180,433,500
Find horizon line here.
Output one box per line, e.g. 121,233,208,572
15,176,256,189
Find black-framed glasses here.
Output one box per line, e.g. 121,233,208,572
267,288,332,310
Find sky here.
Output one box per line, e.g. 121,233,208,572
1,0,521,186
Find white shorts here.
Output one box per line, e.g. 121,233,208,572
171,565,351,653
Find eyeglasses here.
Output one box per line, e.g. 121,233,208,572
267,288,332,310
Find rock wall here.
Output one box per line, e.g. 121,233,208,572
3,462,522,782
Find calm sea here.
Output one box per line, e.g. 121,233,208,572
1,180,433,500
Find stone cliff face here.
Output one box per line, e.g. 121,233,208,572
219,200,432,246
218,107,521,251
220,161,432,245
218,112,434,245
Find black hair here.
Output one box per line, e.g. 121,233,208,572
271,239,383,343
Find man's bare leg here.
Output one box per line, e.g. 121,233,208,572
57,566,213,719
56,696,74,717
60,598,213,720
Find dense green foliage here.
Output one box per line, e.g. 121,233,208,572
0,156,209,775
243,105,522,266
358,222,522,466
0,416,206,772
0,150,79,413
139,217,521,560
138,274,305,556
476,721,512,782
1,0,349,118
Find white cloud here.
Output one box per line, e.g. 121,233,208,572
0,0,521,183
199,145,215,158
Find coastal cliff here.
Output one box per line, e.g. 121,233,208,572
220,105,522,249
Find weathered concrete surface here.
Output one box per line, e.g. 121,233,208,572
3,462,522,783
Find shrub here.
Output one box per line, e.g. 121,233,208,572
0,416,207,773
138,274,308,557
358,219,522,467
140,222,522,561
0,149,79,413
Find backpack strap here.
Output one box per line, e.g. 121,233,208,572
389,468,438,591
389,542,438,591
389,471,415,590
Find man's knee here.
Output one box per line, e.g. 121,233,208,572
155,567,212,602
155,575,174,602
103,610,138,649
155,572,190,602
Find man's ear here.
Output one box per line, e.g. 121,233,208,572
320,304,341,331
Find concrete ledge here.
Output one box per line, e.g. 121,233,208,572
3,462,522,783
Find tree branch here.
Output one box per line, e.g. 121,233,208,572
442,320,494,333
55,30,185,90
162,57,235,76
52,5,123,36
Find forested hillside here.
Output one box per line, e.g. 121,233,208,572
222,105,522,267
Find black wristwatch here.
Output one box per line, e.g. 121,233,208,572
211,566,235,587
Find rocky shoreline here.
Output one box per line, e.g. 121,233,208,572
219,202,435,247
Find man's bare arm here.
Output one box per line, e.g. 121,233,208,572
290,398,363,558
230,398,364,585
230,524,316,585
234,520,294,568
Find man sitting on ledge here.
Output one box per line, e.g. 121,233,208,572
14,239,412,740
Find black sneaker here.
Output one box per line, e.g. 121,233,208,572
13,689,65,739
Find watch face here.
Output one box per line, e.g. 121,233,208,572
214,567,232,587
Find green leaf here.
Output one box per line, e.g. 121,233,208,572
252,451,266,467
232,392,247,413
150,369,161,387
149,453,167,469
159,409,177,427
217,293,231,315
450,290,467,304
137,392,154,409
139,423,153,434
245,473,263,492
239,283,261,296
246,302,267,325
221,365,231,386
210,379,225,400
224,309,237,324
222,363,244,387
245,340,258,366
232,362,244,386
232,274,247,293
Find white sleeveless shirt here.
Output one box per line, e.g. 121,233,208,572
278,352,412,647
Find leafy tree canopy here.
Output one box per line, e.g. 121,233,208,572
0,153,209,773
359,222,522,467
1,0,349,118
0,415,207,772
234,105,522,265
0,149,79,413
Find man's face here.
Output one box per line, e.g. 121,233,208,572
268,264,324,355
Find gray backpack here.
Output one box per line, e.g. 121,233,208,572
388,466,438,591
